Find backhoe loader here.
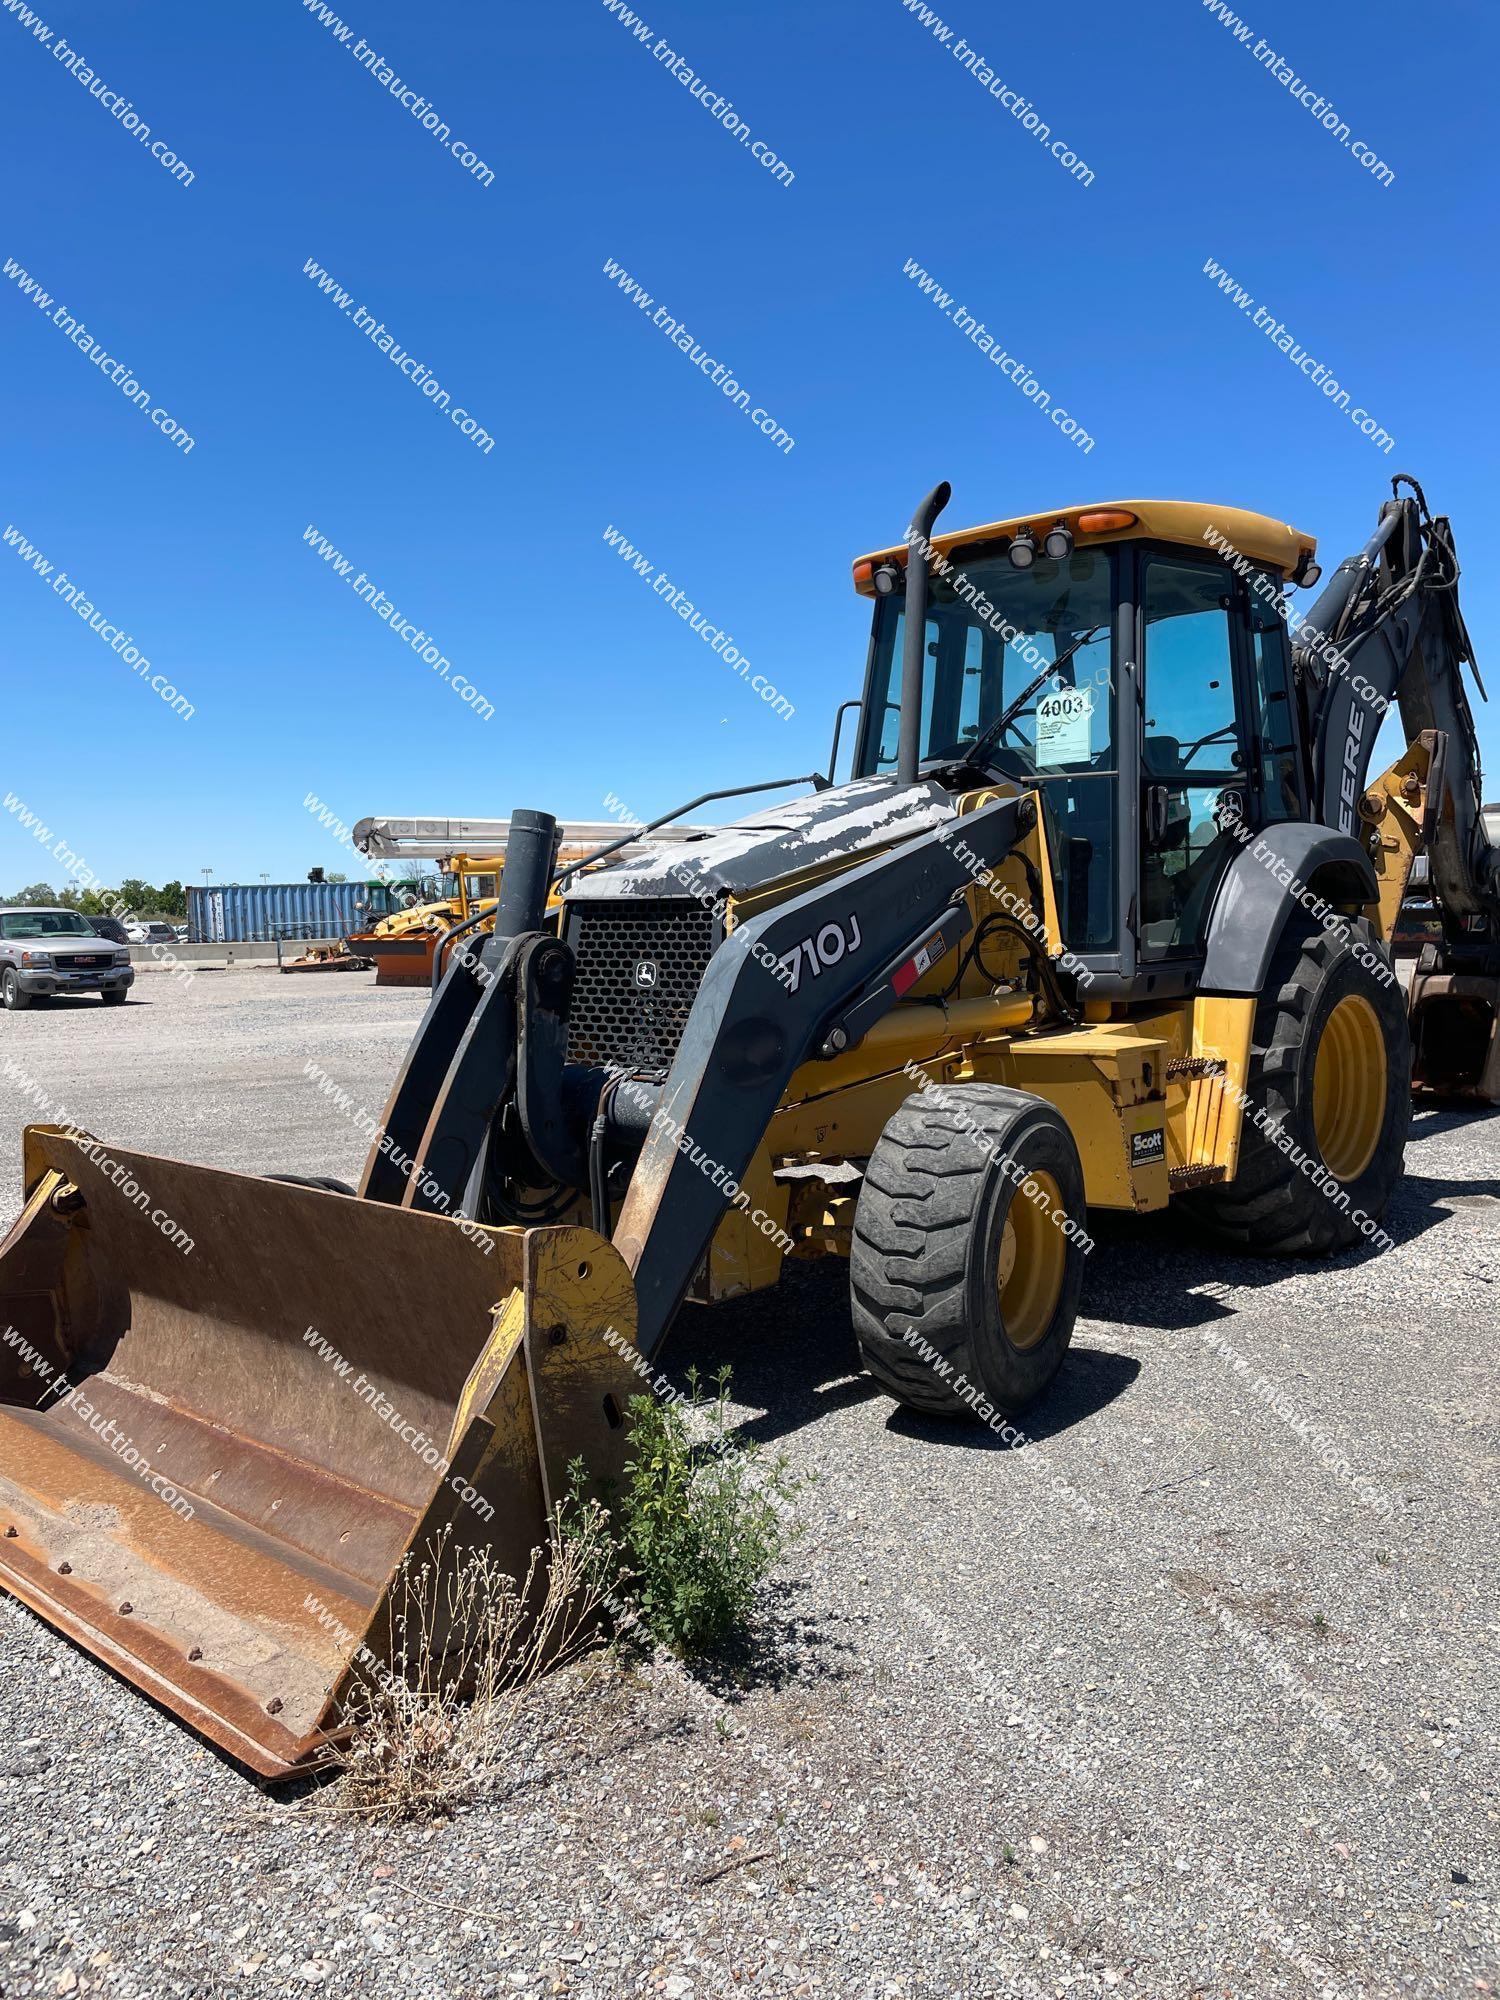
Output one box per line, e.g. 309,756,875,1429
2,473,1496,1777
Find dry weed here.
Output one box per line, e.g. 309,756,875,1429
330,1494,624,1820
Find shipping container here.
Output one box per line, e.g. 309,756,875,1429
186,881,402,944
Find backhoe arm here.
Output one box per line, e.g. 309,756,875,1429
1303,476,1500,1097
1299,475,1499,948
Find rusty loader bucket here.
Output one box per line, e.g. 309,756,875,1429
0,1127,643,1778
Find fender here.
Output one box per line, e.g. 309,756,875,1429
1199,823,1378,997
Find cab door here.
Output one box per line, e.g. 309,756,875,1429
1137,553,1255,964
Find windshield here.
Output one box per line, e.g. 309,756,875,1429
860,546,1116,776
858,546,1118,951
1,910,95,939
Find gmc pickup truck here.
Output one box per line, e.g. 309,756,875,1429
0,906,135,1009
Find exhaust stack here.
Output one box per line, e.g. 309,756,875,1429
485,807,557,951
896,480,951,787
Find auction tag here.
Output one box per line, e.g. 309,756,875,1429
1035,685,1093,765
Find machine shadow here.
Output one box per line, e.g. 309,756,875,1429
662,1104,1500,1439
663,1253,1141,1460
1409,1100,1500,1139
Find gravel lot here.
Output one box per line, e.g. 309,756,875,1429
0,971,1496,2000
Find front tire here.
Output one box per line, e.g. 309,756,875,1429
850,1084,1087,1420
1184,915,1410,1254
100,988,128,1006
1,969,31,1011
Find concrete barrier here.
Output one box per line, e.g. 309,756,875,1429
128,939,347,969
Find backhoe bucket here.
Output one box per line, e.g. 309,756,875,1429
1409,969,1500,1101
0,1127,642,1778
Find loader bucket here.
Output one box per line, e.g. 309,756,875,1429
1409,969,1500,1101
0,1126,643,1779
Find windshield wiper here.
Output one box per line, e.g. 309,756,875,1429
958,625,1107,770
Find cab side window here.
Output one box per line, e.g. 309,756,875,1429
1248,584,1302,822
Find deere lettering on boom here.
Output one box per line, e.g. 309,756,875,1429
2,473,1495,1775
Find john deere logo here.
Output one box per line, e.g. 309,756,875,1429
633,959,659,990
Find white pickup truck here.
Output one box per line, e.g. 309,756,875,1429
0,906,135,1010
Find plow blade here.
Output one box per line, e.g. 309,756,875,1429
0,1127,641,1779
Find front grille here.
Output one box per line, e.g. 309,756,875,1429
565,898,720,1075
60,955,105,969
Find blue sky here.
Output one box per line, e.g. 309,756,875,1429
2,0,1496,889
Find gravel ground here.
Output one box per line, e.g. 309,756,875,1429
0,970,1496,2000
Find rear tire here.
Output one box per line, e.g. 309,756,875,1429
1183,915,1410,1254
1,969,31,1011
850,1084,1087,1420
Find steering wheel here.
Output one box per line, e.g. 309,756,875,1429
1178,723,1239,767
988,712,1037,755
956,715,1036,768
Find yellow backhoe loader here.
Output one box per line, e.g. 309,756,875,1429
2,473,1496,1777
348,852,502,987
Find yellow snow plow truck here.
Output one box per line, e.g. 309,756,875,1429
2,473,1496,1775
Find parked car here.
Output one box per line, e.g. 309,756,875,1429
1392,889,1442,957
0,907,135,1009
84,914,130,945
124,921,177,946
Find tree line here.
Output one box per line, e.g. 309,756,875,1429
4,879,189,918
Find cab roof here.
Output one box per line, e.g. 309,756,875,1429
853,499,1316,592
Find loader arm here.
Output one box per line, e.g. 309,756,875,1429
360,809,555,1210
615,790,1023,1354
371,789,1024,1355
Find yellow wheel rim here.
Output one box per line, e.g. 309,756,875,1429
1311,993,1386,1182
996,1170,1067,1351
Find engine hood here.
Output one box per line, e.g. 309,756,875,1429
567,776,956,902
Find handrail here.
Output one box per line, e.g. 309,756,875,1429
550,773,827,892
